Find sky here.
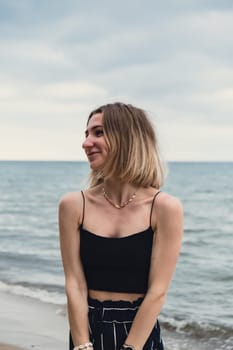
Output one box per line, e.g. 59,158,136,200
0,0,233,161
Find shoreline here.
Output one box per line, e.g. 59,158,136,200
0,291,68,350
0,344,26,350
0,290,225,350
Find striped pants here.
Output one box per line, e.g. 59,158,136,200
69,297,164,350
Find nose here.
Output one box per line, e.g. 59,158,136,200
82,135,94,150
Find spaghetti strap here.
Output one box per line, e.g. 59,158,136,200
80,190,85,226
149,191,161,227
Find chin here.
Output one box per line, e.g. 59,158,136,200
89,161,104,171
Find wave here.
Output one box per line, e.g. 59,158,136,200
0,280,66,305
1,283,233,349
160,314,233,341
2,279,231,340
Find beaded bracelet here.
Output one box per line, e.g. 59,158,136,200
73,342,93,350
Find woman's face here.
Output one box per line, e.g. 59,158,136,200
82,113,108,170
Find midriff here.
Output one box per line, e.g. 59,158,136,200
88,289,145,302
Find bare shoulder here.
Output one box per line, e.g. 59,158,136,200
59,191,82,207
155,192,183,228
156,192,182,211
59,191,84,225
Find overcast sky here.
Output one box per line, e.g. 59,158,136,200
0,0,232,161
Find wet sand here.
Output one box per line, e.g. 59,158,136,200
0,291,68,350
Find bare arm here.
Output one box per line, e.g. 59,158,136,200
124,193,183,350
59,192,90,346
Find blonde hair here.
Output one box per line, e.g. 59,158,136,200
87,102,166,188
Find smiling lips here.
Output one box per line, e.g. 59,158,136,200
87,151,100,158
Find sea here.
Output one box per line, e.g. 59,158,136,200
0,161,232,350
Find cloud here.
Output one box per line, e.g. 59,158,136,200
0,124,86,160
158,122,233,161
0,0,233,160
0,78,108,131
40,81,108,101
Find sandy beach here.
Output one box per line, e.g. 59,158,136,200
0,291,68,350
0,344,26,350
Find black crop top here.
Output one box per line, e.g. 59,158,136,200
79,191,161,294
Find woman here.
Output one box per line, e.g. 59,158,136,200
59,102,183,350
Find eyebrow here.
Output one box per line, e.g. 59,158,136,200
85,125,103,137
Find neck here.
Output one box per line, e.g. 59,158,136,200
103,180,138,205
